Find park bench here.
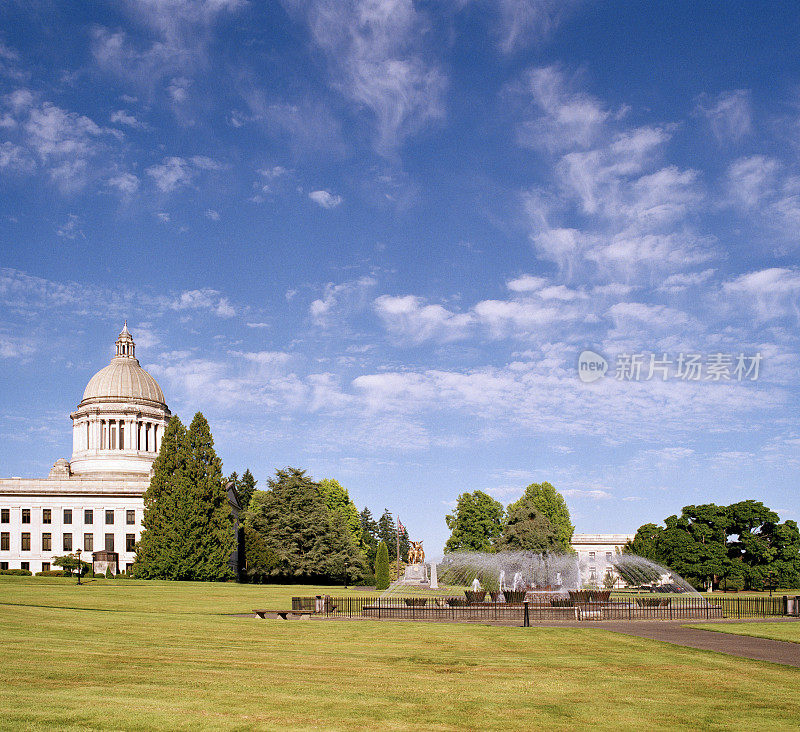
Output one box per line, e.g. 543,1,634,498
252,609,314,620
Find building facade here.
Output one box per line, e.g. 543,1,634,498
570,533,635,587
0,324,170,574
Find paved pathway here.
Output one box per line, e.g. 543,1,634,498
545,618,800,668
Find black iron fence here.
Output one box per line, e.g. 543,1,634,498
291,594,792,623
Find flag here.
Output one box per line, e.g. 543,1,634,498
398,518,405,535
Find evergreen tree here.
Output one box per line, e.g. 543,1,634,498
246,468,365,583
375,541,390,590
238,469,257,512
445,490,504,552
499,500,560,553
359,507,379,568
319,478,363,549
134,413,234,581
133,415,190,579
507,482,574,552
378,509,397,561
185,413,234,581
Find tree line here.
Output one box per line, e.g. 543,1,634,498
133,414,409,584
625,500,800,590
444,482,574,554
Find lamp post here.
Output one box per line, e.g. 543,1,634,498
76,548,82,585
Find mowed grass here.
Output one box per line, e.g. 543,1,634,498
686,621,800,644
2,578,800,730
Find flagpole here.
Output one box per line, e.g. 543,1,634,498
396,515,401,580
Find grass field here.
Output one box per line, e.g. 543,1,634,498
2,577,800,730
686,621,800,644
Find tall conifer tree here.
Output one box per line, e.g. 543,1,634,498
133,415,189,578
186,412,234,581
238,469,257,512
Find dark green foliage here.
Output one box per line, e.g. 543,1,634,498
499,499,560,553
238,469,257,512
507,482,574,552
627,501,800,590
105,567,113,579
243,524,279,582
245,467,365,583
377,509,408,561
445,490,504,552
359,507,379,568
133,413,234,581
36,570,68,577
53,554,90,576
0,568,32,576
375,541,390,590
318,479,363,549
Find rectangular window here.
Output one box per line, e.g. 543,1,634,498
0,562,7,570
606,552,612,562
20,561,29,571
42,509,51,524
22,509,30,524
85,509,93,524
41,562,50,572
0,532,9,551
111,424,116,450
0,508,8,523
105,533,114,552
21,532,31,551
105,510,114,525
42,533,51,551
63,533,72,551
84,533,93,552
63,509,72,525
588,551,595,560
126,510,135,525
126,533,135,552
119,423,124,450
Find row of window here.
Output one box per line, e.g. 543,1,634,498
586,551,614,562
1,508,136,525
1,532,136,553
0,561,133,572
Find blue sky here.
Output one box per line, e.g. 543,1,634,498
2,1,800,555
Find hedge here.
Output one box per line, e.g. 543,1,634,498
36,570,68,577
0,568,32,576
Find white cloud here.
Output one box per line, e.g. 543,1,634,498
171,288,236,317
146,155,221,192
514,65,610,152
310,275,377,327
205,208,220,220
659,269,715,294
495,0,582,54
374,295,474,344
722,268,800,321
107,172,140,195
561,488,613,500
288,0,447,155
309,189,343,209
696,89,752,142
56,214,84,240
110,109,144,128
507,274,547,292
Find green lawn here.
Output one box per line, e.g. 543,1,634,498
2,577,800,730
686,621,800,644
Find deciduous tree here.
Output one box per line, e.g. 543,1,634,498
444,491,504,553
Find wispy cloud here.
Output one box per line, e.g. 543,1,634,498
309,189,343,208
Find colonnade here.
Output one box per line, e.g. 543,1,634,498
72,417,162,454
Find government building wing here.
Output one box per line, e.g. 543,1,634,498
0,324,171,574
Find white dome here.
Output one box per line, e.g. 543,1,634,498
81,357,165,406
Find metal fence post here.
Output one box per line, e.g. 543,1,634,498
523,601,530,627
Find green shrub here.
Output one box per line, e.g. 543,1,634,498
353,573,376,587
375,541,390,591
0,568,32,576
35,570,67,577
105,567,114,579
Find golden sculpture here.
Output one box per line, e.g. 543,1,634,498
408,540,424,565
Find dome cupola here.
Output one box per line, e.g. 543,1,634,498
69,323,171,477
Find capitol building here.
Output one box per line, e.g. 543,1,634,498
0,324,171,574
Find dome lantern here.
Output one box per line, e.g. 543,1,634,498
115,320,135,358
